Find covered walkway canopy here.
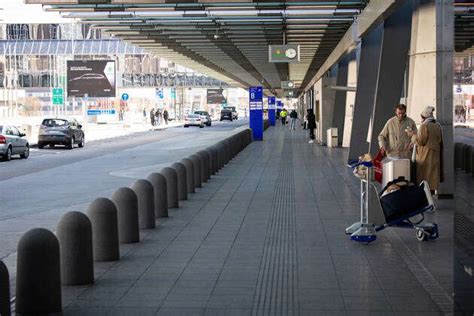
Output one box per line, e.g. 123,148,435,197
25,0,382,97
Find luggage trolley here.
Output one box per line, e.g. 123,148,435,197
345,160,439,244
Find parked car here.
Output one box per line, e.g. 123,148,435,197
224,106,238,120
0,125,29,161
220,109,233,121
184,114,204,128
38,118,85,149
194,111,212,126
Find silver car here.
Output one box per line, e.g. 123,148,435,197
0,125,30,161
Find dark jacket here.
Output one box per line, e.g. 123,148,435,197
307,111,316,129
290,110,297,119
163,110,169,119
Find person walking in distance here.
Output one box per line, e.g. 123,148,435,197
150,108,155,127
280,108,288,125
155,109,162,126
289,109,298,130
378,104,417,158
163,109,169,125
307,109,316,143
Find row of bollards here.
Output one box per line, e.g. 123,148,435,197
1,128,253,315
455,142,474,175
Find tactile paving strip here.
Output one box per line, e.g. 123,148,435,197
252,146,299,316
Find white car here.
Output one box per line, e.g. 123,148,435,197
184,114,204,128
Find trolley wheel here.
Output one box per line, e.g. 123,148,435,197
415,228,428,241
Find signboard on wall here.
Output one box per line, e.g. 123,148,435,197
67,60,116,98
207,88,227,104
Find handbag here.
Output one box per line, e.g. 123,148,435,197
373,149,385,183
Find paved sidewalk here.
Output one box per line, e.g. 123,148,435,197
52,126,453,315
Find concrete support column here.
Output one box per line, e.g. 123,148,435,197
342,52,358,147
314,77,336,145
332,54,350,145
407,0,454,196
369,1,413,155
348,23,383,162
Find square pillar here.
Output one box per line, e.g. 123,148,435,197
407,0,454,196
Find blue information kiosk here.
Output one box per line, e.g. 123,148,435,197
268,96,276,126
249,86,263,140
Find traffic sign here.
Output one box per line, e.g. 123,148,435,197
156,88,164,99
121,93,129,101
52,88,63,105
170,88,176,99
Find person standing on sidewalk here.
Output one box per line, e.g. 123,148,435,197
163,109,169,125
289,109,298,130
307,109,316,143
150,108,155,126
378,104,417,158
155,109,162,126
406,106,444,193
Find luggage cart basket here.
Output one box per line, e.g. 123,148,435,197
345,160,377,244
345,160,438,243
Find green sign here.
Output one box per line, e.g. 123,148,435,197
52,88,64,105
170,88,176,99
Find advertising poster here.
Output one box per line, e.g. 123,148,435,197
207,88,227,104
67,60,116,98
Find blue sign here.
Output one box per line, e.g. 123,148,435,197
268,96,276,126
456,85,462,93
276,100,283,109
156,88,164,99
87,109,116,116
249,86,263,140
121,93,129,101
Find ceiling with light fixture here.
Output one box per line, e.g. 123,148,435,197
26,0,368,96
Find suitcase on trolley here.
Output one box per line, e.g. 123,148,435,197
379,178,429,223
382,157,411,188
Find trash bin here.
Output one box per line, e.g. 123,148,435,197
327,128,338,147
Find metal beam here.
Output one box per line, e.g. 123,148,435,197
303,0,405,94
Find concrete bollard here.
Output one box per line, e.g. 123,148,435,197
131,179,156,229
189,154,202,188
463,145,472,172
112,187,140,243
16,228,62,314
208,146,218,175
180,158,196,193
461,144,469,171
224,139,232,162
471,151,474,178
455,142,463,170
199,150,212,180
171,162,188,201
87,198,120,262
147,173,168,218
216,142,225,170
0,261,10,316
218,141,229,165
204,148,214,176
196,151,209,182
57,211,94,285
161,167,179,208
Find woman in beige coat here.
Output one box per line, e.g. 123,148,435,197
406,106,444,191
